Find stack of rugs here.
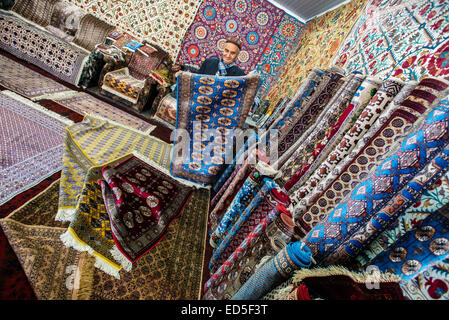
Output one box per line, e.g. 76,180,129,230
203,66,449,300
0,72,211,299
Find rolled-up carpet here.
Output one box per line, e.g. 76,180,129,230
231,241,312,300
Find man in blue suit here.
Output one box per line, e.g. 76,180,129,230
171,38,246,98
195,38,246,77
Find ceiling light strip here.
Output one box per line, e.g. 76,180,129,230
265,0,307,23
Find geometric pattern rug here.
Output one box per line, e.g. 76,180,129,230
304,93,449,265
170,72,259,185
0,170,61,300
0,176,210,300
51,92,156,134
0,180,95,300
56,113,175,279
0,54,75,100
56,114,173,222
0,90,73,205
59,150,202,280
0,10,89,86
89,188,210,300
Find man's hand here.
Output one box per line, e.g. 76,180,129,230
175,70,182,78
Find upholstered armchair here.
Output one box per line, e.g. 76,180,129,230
99,41,171,113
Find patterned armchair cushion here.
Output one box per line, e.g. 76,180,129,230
101,67,145,104
12,0,60,26
73,13,115,51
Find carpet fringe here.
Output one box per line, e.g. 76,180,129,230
93,258,121,280
110,246,133,272
31,90,80,101
267,265,403,300
269,278,295,300
60,230,122,280
55,208,77,222
291,265,402,285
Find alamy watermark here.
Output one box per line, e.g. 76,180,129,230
365,265,381,290
65,265,80,290
170,121,280,169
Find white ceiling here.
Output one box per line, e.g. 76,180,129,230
267,0,354,23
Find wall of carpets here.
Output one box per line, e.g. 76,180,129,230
253,13,305,99
176,0,287,73
62,0,305,97
62,0,203,58
263,0,367,109
333,0,449,81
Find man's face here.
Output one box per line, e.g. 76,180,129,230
222,42,240,64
